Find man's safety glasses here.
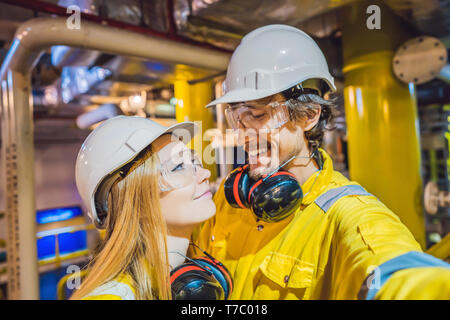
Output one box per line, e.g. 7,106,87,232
158,149,204,192
224,100,291,130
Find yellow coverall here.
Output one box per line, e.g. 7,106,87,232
191,149,450,299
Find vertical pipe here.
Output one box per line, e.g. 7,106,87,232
174,65,217,181
214,81,227,179
342,1,425,247
1,70,39,299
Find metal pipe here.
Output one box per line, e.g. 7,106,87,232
0,17,230,299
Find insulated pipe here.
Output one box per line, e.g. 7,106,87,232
0,0,232,54
0,17,230,300
1,17,230,75
342,2,425,247
174,65,217,181
75,104,120,129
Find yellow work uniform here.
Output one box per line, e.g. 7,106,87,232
191,149,450,299
81,274,136,300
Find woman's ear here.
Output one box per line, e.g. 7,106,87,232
303,104,321,132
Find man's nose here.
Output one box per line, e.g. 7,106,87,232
237,128,259,147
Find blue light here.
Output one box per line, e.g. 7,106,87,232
0,38,20,77
36,206,83,225
60,66,111,103
408,82,415,96
145,61,166,72
37,231,87,261
37,235,56,260
59,231,87,255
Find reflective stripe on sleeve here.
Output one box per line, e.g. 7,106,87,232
362,251,450,300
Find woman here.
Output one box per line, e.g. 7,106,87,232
71,115,215,300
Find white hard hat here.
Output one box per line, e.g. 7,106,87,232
206,24,336,107
75,116,197,228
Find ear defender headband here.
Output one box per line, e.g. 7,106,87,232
224,150,323,223
170,245,233,300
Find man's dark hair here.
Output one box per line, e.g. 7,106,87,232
282,86,336,151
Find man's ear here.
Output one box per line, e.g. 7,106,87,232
303,105,322,131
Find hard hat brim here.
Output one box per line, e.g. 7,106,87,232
163,121,198,144
206,88,276,108
206,77,336,108
99,120,199,186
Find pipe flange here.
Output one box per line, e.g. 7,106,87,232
424,181,439,215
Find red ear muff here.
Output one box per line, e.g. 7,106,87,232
224,165,253,209
224,166,303,223
224,151,322,222
170,260,225,300
170,265,205,284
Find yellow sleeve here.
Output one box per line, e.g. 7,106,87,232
374,267,450,299
329,195,450,299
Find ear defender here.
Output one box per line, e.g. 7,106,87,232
170,256,233,300
223,165,252,209
224,166,303,222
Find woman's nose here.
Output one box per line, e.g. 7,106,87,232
196,166,211,184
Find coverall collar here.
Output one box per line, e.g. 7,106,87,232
299,148,333,206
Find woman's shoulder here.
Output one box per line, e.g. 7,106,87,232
82,274,136,300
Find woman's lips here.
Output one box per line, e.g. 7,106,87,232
194,191,212,200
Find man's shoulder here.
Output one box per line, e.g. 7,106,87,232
323,171,402,227
322,170,393,212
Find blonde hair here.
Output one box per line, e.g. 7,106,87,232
71,146,172,300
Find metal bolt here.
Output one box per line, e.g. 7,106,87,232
211,235,215,241
284,275,290,283
257,225,264,231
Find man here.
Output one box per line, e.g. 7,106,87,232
190,24,450,299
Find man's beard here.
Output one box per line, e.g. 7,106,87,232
247,145,297,180
244,129,299,180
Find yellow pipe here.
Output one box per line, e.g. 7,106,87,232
174,65,217,181
342,2,425,247
426,233,450,262
57,269,88,300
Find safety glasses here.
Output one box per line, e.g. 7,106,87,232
224,100,291,130
158,149,204,192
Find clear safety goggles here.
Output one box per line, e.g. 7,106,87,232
158,149,204,192
224,100,291,130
